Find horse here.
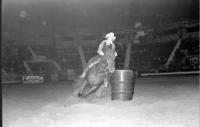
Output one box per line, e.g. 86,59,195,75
73,49,116,98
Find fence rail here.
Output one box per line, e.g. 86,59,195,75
141,71,199,76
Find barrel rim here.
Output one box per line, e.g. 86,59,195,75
110,80,133,83
112,91,133,93
114,70,133,72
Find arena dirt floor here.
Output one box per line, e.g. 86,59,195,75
2,75,199,127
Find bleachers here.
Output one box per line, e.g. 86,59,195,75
2,39,199,82
178,39,199,56
2,45,32,74
119,41,177,73
81,41,178,73
31,45,56,59
56,46,82,73
2,19,199,77
27,62,51,72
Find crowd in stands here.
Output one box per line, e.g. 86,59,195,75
168,39,199,72
121,41,176,73
114,39,199,74
56,47,82,73
2,44,31,74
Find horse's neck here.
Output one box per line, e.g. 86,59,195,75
89,61,106,74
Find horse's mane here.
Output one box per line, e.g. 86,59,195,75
86,56,108,76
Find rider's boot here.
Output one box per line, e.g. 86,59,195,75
79,56,101,78
79,71,86,78
79,59,98,78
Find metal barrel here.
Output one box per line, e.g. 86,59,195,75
110,70,135,101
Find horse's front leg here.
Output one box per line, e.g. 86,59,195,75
104,73,111,88
77,80,88,97
81,85,99,97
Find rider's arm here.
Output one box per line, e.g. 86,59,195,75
97,40,106,55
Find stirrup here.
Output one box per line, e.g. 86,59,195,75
79,73,86,78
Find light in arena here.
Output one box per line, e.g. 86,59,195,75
19,10,27,18
41,20,47,26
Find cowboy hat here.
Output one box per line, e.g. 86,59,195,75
105,32,116,40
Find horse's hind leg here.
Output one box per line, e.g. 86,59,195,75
73,78,84,96
95,85,105,97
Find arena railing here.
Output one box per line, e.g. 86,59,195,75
141,71,199,76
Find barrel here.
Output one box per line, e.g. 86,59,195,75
110,70,135,101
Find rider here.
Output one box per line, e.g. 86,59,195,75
79,32,117,78
97,32,117,57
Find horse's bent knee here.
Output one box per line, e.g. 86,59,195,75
77,93,82,97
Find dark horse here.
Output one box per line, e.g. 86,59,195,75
73,49,116,98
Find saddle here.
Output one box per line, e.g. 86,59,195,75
86,55,108,71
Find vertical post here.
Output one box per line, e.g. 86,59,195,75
76,34,86,68
124,43,132,69
124,33,132,69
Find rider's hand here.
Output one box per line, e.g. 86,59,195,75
99,52,104,56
